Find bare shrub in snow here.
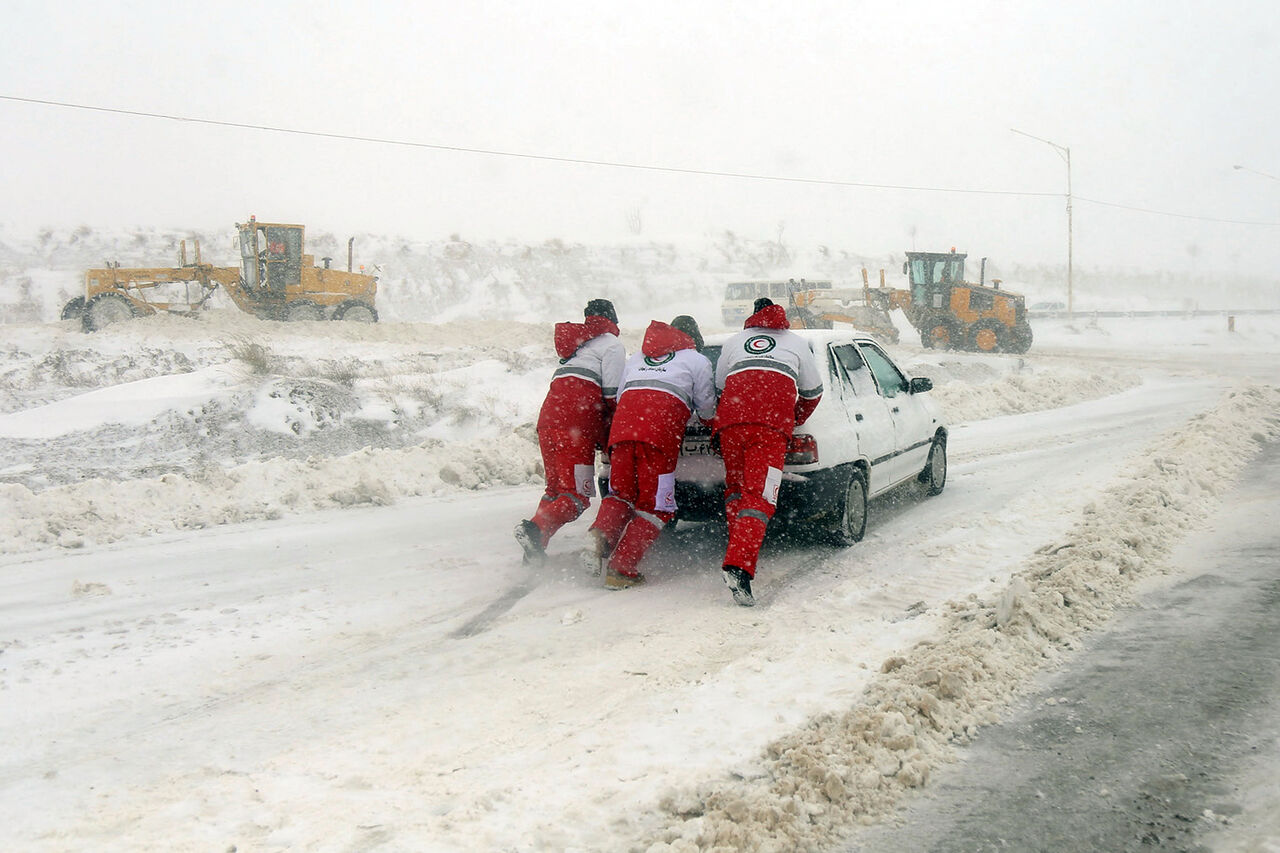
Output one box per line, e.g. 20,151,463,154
225,339,279,375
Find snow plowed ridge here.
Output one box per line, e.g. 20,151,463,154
639,383,1280,852
0,434,542,553
929,364,1137,425
0,347,1130,554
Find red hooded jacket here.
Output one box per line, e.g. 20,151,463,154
607,321,716,457
536,315,625,445
713,304,824,436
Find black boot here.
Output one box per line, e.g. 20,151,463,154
722,566,755,607
514,520,546,565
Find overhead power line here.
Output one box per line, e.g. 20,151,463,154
0,94,1056,198
1076,195,1276,227
3,93,1276,227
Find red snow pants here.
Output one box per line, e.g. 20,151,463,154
528,426,597,547
717,423,790,577
590,440,678,576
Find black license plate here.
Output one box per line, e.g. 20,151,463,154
682,436,716,456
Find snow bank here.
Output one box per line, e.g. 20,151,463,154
0,311,1145,555
0,364,245,440
0,356,1132,554
926,360,1137,424
0,434,543,550
640,383,1280,852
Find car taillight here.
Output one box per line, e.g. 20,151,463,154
785,434,818,465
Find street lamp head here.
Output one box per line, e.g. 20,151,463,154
1232,164,1280,181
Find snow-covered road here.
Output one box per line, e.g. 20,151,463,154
3,359,1271,851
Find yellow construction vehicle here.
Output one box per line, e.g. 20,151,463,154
785,285,900,343
62,217,379,331
865,249,1032,353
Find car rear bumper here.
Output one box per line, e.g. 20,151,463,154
673,465,849,523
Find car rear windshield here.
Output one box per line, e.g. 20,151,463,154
702,345,722,372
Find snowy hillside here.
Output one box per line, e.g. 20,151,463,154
3,224,1278,329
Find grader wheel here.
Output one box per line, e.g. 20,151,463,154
1004,322,1034,354
920,315,962,349
283,299,326,322
82,292,137,332
332,300,378,323
969,320,1004,353
60,296,86,322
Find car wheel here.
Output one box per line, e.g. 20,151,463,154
919,436,947,495
828,467,868,546
60,296,86,321
82,292,137,332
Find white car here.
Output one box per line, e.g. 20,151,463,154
674,329,948,544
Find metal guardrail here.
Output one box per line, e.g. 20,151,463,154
1029,308,1280,319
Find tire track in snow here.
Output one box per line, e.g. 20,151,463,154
448,578,539,638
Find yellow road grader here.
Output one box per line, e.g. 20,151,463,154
764,250,1032,354
62,217,379,331
862,249,1033,353
785,284,901,343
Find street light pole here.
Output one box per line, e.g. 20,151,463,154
1012,128,1073,312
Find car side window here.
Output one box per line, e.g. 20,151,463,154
827,345,851,393
831,343,880,399
857,342,908,398
832,344,865,377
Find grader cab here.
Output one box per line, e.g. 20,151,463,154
64,217,379,331
233,219,378,322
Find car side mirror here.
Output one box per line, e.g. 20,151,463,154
909,377,933,393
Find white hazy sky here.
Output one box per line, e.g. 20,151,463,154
2,0,1279,277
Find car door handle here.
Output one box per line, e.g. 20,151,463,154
855,413,863,421
891,407,900,413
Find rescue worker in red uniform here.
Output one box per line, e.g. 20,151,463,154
713,298,823,605
515,299,626,564
588,317,715,589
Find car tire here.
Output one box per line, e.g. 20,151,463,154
828,467,868,546
918,435,947,496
